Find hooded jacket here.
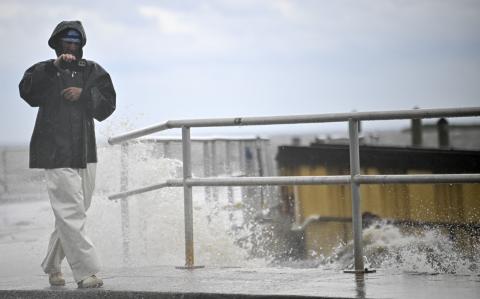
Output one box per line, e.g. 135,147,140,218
19,21,116,169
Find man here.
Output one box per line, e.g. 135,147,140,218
19,20,116,288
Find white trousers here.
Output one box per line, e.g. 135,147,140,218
41,163,101,282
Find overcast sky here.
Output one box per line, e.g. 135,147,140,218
1,0,479,145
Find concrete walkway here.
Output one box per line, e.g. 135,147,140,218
1,265,479,299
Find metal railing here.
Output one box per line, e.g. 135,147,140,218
108,107,480,273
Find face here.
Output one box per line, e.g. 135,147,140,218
61,40,80,56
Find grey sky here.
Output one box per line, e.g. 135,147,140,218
1,0,479,145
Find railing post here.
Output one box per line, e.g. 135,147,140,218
182,126,194,267
178,127,204,269
346,118,368,273
120,143,130,265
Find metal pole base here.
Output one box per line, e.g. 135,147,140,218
343,268,376,274
175,265,205,270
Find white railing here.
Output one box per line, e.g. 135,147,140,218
108,107,480,273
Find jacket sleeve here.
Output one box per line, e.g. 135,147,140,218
82,62,116,122
19,61,57,107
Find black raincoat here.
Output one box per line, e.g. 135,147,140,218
19,21,116,169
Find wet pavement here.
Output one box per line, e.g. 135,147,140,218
1,265,479,299
2,199,480,298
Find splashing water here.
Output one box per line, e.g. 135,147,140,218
91,143,479,273
317,221,479,275
89,141,266,269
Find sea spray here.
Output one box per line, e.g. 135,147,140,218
89,141,265,268
317,221,479,274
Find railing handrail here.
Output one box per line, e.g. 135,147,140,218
108,107,480,145
134,136,270,142
108,173,480,200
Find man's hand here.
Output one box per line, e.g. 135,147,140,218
61,87,82,102
54,54,76,68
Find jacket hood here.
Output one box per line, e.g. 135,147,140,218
48,21,87,58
